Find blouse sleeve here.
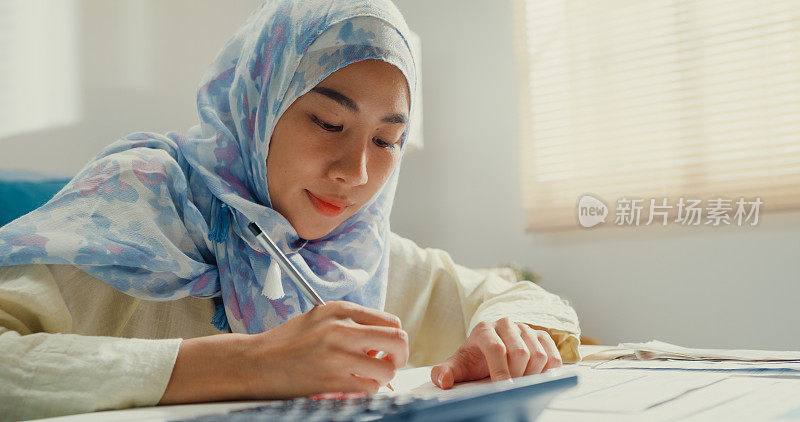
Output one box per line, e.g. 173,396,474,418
384,232,581,368
0,264,182,421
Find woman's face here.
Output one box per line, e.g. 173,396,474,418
266,59,410,240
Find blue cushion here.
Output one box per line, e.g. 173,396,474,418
0,170,71,227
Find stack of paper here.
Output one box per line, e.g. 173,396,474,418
540,374,800,422
620,340,800,362
539,342,800,421
583,340,800,373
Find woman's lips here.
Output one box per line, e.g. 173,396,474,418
305,190,351,217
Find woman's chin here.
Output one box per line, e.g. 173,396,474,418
296,224,335,241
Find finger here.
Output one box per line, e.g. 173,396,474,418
324,301,402,329
477,329,512,382
431,345,492,390
519,325,550,375
535,329,563,371
431,363,445,389
345,352,397,387
339,373,382,394
431,358,456,390
495,318,530,378
336,323,409,369
368,350,396,364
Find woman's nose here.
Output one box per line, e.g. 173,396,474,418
329,137,369,186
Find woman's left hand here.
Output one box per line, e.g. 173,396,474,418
431,317,562,390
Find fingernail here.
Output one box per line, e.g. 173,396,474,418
437,373,443,386
503,378,515,384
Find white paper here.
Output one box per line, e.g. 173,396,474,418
627,377,770,421
683,378,800,420
593,358,800,372
579,347,635,363
539,377,764,422
377,366,433,395
621,340,800,362
377,365,578,403
377,365,496,401
537,342,800,420
546,366,726,413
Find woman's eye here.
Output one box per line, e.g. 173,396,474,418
373,137,397,149
311,115,342,132
311,114,397,149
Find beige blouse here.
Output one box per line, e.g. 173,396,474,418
0,232,580,421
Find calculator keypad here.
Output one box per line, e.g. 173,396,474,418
176,392,432,422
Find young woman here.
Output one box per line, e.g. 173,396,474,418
0,0,580,419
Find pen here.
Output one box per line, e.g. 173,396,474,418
246,221,395,391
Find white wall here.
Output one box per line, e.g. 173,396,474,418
1,0,798,349
0,0,261,175
390,0,800,350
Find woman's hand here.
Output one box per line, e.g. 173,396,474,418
242,300,408,398
430,317,562,390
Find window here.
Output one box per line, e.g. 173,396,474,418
514,0,800,231
0,0,80,140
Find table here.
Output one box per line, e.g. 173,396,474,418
32,345,800,421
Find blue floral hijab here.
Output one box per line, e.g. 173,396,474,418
0,0,418,334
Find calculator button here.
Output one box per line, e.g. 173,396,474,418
365,398,393,412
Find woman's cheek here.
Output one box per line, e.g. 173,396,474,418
376,153,399,183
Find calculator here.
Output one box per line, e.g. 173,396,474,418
169,370,577,422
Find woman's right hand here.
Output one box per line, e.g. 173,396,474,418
240,300,408,398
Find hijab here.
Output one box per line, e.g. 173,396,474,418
0,0,418,334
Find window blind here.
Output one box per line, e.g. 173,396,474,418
514,0,800,231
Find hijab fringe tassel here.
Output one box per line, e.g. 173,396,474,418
208,202,230,244
208,201,231,331
212,302,231,332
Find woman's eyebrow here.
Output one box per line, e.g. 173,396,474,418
311,86,407,124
